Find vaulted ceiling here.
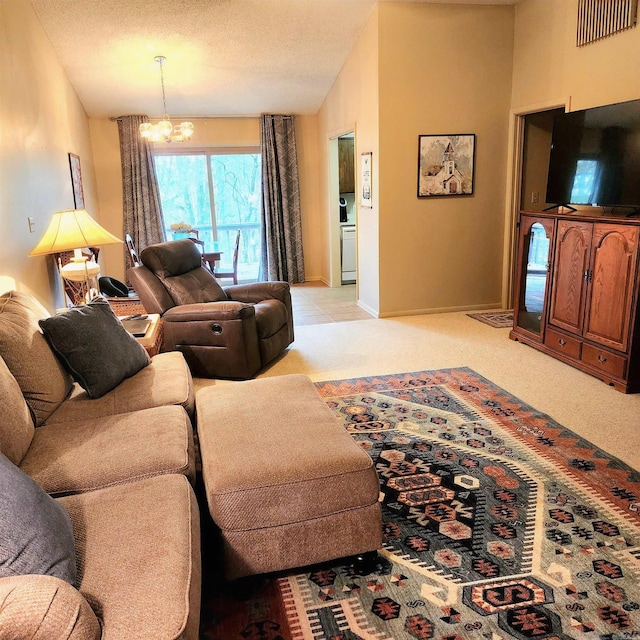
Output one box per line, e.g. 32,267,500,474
31,0,517,119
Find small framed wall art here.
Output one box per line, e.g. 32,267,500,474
417,134,475,198
68,153,85,209
360,151,372,208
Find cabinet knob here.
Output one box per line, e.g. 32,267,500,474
597,354,607,363
558,339,567,347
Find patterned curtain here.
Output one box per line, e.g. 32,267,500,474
260,114,305,283
117,115,166,269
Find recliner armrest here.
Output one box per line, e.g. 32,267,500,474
225,281,291,305
163,301,255,323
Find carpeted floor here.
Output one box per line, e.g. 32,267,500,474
466,310,514,328
199,367,640,639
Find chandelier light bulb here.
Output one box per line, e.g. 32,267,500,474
139,122,153,139
179,122,194,139
138,56,194,143
158,119,173,138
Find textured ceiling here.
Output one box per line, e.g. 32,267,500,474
30,0,517,119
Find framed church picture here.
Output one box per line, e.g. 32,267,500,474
417,134,475,198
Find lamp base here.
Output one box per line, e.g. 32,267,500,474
57,255,101,306
60,257,100,282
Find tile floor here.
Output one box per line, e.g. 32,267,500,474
290,281,374,326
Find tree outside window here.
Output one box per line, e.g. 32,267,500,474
154,149,261,282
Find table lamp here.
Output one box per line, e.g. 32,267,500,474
29,209,122,305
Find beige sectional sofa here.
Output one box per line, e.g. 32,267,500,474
0,291,201,640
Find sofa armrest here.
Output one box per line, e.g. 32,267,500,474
0,574,101,639
225,281,291,305
163,301,255,323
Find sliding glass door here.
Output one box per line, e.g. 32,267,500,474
154,149,261,282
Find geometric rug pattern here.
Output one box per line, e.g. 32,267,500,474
466,310,514,328
200,367,640,639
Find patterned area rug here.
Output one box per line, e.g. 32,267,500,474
467,310,514,328
200,367,640,640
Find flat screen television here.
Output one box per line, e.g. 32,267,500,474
546,98,640,210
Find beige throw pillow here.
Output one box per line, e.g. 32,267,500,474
0,292,73,426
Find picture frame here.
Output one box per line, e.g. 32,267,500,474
360,151,372,208
68,153,85,209
417,134,475,198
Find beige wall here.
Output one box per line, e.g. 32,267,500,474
91,115,322,282
317,6,380,311
0,0,98,310
89,119,124,280
377,3,514,315
512,0,640,111
295,115,322,282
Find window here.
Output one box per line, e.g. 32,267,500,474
154,149,261,282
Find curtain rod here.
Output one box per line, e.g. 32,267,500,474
109,114,296,122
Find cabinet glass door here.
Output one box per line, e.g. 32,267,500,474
515,218,554,337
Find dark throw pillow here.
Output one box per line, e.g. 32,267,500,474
0,452,77,587
39,297,150,399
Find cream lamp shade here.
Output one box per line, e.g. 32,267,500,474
29,209,122,256
29,209,122,286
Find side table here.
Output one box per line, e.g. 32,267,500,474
105,295,146,316
119,313,163,357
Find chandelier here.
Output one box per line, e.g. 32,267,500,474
139,56,194,143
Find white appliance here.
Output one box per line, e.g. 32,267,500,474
341,225,356,284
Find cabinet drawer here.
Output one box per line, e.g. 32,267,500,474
544,328,581,359
581,344,627,379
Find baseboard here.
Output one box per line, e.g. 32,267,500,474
299,276,331,286
377,302,502,319
357,300,379,318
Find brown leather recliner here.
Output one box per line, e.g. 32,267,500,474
127,239,294,379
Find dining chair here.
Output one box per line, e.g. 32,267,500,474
214,230,241,285
125,233,140,267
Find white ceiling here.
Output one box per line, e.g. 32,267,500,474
30,0,518,119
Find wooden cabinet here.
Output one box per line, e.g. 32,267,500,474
549,220,592,335
510,210,640,393
512,215,555,340
338,138,355,193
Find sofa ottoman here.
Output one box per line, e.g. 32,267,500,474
196,374,382,579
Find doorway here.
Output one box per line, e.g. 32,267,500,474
328,129,356,288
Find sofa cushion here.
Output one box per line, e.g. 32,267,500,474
0,356,34,465
0,452,77,587
0,291,73,426
39,297,150,399
0,574,100,640
21,405,194,495
44,351,195,425
59,474,201,640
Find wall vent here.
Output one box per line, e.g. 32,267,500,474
577,0,638,46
